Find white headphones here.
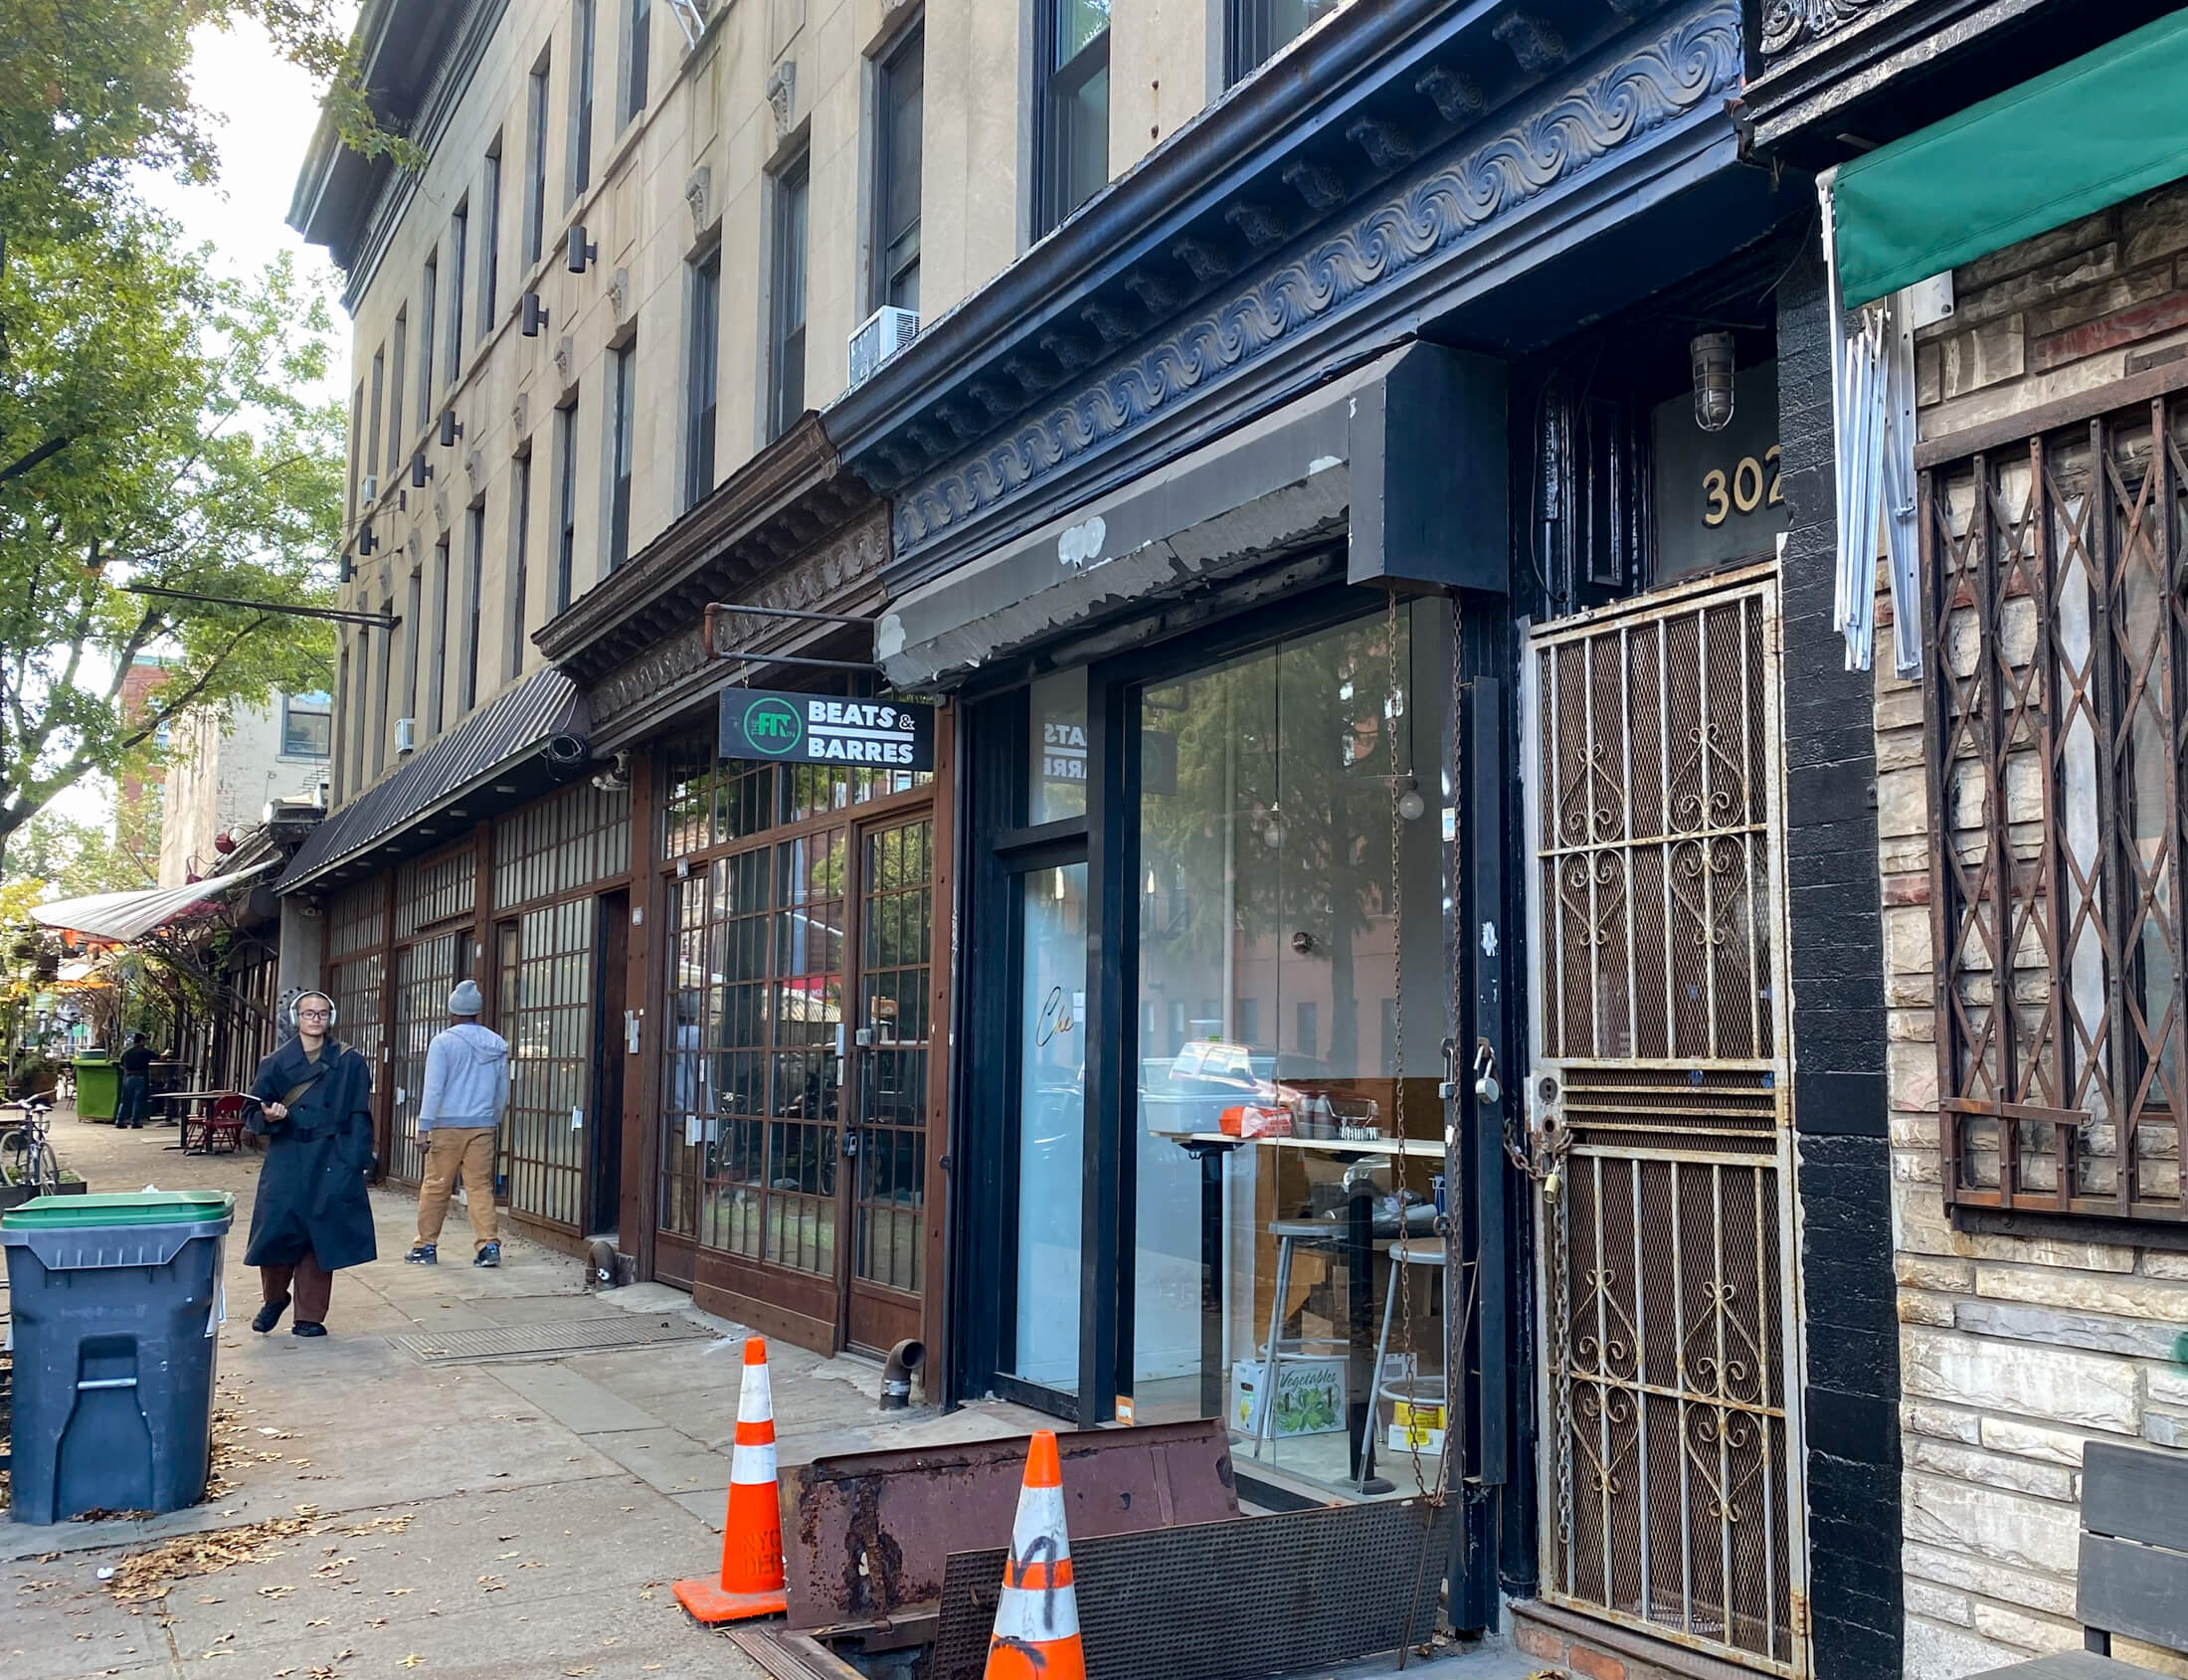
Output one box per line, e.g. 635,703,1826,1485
285,990,339,1032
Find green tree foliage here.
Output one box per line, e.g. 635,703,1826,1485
0,221,344,858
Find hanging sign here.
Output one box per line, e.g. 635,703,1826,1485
716,688,936,770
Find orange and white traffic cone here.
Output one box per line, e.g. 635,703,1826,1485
673,1336,790,1623
984,1430,1086,1680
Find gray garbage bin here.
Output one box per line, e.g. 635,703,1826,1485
2,1190,234,1524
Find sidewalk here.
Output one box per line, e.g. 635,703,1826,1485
3,1111,1051,1680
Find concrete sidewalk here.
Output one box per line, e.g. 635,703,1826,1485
3,1112,1050,1680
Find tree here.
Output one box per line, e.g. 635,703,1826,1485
0,221,342,864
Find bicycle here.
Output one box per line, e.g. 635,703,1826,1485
0,1094,62,1192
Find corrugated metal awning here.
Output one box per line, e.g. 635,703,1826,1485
32,859,279,944
276,666,588,893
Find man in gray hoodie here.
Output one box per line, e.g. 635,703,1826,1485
406,980,512,1267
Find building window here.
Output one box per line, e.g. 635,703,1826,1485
280,691,333,759
403,564,423,725
1926,391,2188,1225
365,345,385,481
463,500,485,711
349,381,364,519
1036,0,1108,237
387,309,408,476
608,338,636,568
1224,0,1336,87
571,0,597,200
623,0,650,125
767,157,809,444
429,534,450,737
333,642,351,801
417,252,438,429
509,452,532,680
372,603,393,776
480,141,502,335
555,398,579,612
526,54,551,266
684,250,719,509
873,25,923,312
449,200,469,380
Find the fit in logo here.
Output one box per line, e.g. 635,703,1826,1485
742,696,805,755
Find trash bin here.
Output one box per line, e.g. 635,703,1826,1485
73,1054,117,1123
2,1190,234,1524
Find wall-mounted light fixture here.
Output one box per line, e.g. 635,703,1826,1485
522,293,550,336
1691,330,1736,433
439,409,463,449
411,451,433,488
356,524,377,558
567,226,598,274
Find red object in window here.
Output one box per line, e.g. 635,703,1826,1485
1219,1103,1291,1139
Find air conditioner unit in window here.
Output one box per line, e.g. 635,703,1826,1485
394,716,416,756
847,305,919,391
361,473,379,503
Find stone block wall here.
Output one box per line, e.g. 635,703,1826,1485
1880,178,2188,1680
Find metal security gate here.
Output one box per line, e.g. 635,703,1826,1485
1520,565,1806,1674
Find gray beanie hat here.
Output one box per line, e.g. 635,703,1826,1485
450,979,484,1017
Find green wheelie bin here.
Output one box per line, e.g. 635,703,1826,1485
72,1052,118,1123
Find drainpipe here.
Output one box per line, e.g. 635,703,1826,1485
879,1339,925,1409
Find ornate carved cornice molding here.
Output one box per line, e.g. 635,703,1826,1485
890,0,1741,561
1759,0,1881,56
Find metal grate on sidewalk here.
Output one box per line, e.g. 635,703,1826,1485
389,1314,719,1365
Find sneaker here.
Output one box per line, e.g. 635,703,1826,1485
473,1241,501,1268
291,1321,327,1338
251,1294,290,1334
405,1243,438,1264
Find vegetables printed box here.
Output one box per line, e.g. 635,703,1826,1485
1229,1356,1348,1438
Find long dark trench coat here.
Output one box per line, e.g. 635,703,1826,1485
244,1035,378,1271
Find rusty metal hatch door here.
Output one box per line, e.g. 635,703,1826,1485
1520,564,1808,1675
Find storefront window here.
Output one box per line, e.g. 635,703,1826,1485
1131,607,1447,1496
1011,861,1087,1392
1028,670,1088,824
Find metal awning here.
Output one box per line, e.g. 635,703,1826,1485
31,859,279,944
275,665,588,894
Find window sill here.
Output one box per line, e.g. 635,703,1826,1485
1951,1204,2188,1254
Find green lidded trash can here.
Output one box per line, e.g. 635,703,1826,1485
73,1053,118,1123
2,1190,235,1524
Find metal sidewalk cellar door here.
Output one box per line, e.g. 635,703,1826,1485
1522,566,1807,1675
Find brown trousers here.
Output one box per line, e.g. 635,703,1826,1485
261,1252,333,1323
417,1125,499,1250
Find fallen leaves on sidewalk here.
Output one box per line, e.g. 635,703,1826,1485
99,1511,416,1604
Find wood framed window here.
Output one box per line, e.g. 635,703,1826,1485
1924,383,2188,1223
1034,0,1108,238
684,249,720,508
872,24,922,312
526,53,551,266
571,0,597,199
767,156,809,444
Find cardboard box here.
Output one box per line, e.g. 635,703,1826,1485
1230,1356,1349,1438
1386,1398,1447,1455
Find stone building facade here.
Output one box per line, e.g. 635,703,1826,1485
156,694,332,889
1878,176,2188,1678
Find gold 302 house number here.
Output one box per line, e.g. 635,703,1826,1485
1700,445,1784,527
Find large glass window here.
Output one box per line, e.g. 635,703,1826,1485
684,250,720,508
1131,608,1447,1496
501,897,595,1230
873,26,923,312
387,310,408,478
1011,861,1087,1392
449,199,469,379
608,338,636,569
768,158,810,443
417,254,438,430
623,0,650,123
571,0,597,198
280,691,333,759
526,54,551,266
1225,0,1338,87
1037,0,1108,236
1028,670,1088,824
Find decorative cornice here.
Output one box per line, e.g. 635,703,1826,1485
891,0,1741,561
1759,0,1881,56
586,507,887,731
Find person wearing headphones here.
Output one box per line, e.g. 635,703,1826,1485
244,990,377,1337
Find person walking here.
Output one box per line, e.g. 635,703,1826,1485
245,992,376,1337
405,980,510,1268
116,1032,154,1128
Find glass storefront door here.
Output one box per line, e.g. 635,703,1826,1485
1007,861,1088,1396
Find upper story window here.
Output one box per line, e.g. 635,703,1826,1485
365,346,386,480
348,382,363,519
1924,388,2188,1226
1036,0,1108,237
480,141,503,335
449,200,470,380
685,249,720,509
387,308,408,475
509,451,533,682
1224,0,1337,87
623,0,651,124
608,337,637,569
555,397,580,612
463,500,485,711
873,25,923,312
526,54,552,266
571,0,598,200
417,252,439,429
767,157,810,444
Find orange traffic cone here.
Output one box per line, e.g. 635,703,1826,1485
673,1336,790,1623
984,1430,1086,1680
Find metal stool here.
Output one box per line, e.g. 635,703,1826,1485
1249,1218,1350,1458
1358,1237,1447,1490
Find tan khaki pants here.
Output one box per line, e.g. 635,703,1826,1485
417,1126,499,1250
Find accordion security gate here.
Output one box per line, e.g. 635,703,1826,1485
1522,567,1806,1675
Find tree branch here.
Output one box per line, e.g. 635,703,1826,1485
0,433,77,486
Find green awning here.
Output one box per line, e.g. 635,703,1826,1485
1831,8,2188,309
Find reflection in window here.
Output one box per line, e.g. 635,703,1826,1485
1225,0,1339,86
280,691,333,759
1037,0,1108,236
